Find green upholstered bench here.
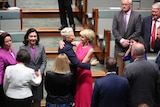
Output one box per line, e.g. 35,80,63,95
0,9,22,32
10,32,25,53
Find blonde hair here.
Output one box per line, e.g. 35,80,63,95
51,53,70,74
61,27,74,38
80,29,95,43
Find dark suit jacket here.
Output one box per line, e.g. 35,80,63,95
91,73,130,107
112,10,142,52
142,15,152,52
58,40,91,74
142,15,160,53
156,51,160,70
123,58,160,107
19,45,47,74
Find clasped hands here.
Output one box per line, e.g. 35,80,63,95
121,39,129,48
35,69,41,77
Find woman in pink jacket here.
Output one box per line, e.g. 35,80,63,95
0,32,17,107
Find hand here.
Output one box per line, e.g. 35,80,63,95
91,59,99,66
124,45,131,56
121,39,129,48
157,35,160,40
35,69,41,77
59,40,65,49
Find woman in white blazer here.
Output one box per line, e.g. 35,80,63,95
3,49,42,107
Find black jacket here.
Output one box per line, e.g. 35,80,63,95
45,71,74,104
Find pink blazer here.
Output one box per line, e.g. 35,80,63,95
0,48,17,84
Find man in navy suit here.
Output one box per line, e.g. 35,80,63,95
142,2,160,53
123,43,160,107
91,57,130,107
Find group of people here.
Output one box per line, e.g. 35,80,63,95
90,0,160,107
91,43,160,107
0,27,99,107
48,27,98,107
0,28,47,107
2,0,160,107
112,0,160,59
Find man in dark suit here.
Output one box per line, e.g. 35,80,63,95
112,0,141,58
154,26,160,53
58,0,75,31
142,2,160,53
91,57,130,107
123,43,160,107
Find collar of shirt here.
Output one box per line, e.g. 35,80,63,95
125,9,131,16
152,17,160,22
123,9,131,26
106,71,116,75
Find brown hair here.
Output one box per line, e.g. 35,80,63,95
0,32,12,48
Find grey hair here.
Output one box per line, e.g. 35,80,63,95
128,0,132,4
152,2,160,9
60,27,74,37
132,43,145,56
122,0,132,4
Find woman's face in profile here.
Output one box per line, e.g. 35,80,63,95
3,36,12,50
80,35,88,44
28,32,37,46
129,39,137,47
67,32,75,42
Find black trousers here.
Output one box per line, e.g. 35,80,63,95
0,84,6,107
58,0,75,26
5,96,32,107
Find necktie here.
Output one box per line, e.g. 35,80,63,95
124,13,127,30
151,20,157,49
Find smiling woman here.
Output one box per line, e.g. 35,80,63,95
19,28,47,107
0,32,17,107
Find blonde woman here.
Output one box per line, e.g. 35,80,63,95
59,28,98,107
45,53,74,107
73,29,96,107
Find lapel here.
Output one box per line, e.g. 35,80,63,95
148,16,152,35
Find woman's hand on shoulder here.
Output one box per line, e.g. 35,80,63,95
71,41,79,47
59,40,65,49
